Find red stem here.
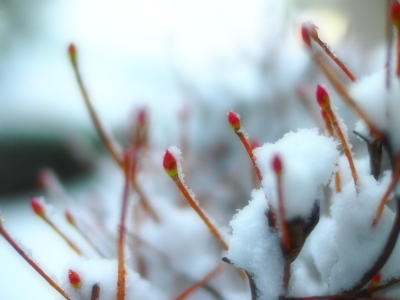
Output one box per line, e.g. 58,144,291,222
173,178,229,251
236,131,263,182
69,45,159,223
313,37,356,82
173,264,224,300
373,153,400,226
312,50,383,141
116,152,134,300
41,216,83,255
0,226,72,300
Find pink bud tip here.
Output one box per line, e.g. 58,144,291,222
68,43,77,61
65,211,75,225
30,197,46,217
391,1,400,28
316,85,330,110
163,150,178,178
272,154,283,176
301,22,318,47
227,111,241,131
68,269,82,289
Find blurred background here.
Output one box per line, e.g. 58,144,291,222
0,0,390,299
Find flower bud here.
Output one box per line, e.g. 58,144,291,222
163,150,178,178
68,269,82,289
316,85,331,110
227,111,241,131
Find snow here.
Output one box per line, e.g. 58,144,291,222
327,175,392,293
227,188,284,300
254,128,339,220
306,164,393,294
350,69,400,150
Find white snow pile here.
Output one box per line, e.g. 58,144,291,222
309,172,394,294
255,128,339,220
227,188,284,300
350,69,400,150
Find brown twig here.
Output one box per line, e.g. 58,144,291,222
116,151,134,300
68,44,159,223
91,284,100,300
372,153,400,226
173,178,229,251
312,37,357,82
68,44,122,165
41,216,83,255
227,111,278,229
321,110,341,193
353,131,383,181
227,111,263,182
316,86,359,193
31,198,83,255
65,211,106,258
0,221,72,300
312,50,383,142
173,264,225,300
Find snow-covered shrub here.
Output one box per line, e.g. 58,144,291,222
2,2,400,300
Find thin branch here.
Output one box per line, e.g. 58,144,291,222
312,37,357,82
68,44,122,166
68,44,159,223
0,224,72,300
116,151,134,300
91,284,100,300
173,264,224,300
312,50,383,141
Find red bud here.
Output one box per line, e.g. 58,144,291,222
68,43,77,62
272,154,283,176
301,22,318,47
316,85,330,110
227,111,241,131
30,197,46,217
163,150,178,178
391,1,400,28
68,269,82,289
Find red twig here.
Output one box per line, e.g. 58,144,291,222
173,264,224,300
116,150,134,300
0,220,72,300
